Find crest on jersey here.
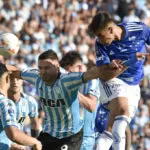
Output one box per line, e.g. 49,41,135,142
109,50,115,55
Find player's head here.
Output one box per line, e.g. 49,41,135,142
88,11,116,45
60,51,84,72
8,73,22,98
0,63,10,90
38,49,60,84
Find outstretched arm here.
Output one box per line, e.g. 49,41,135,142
83,64,125,82
83,52,149,82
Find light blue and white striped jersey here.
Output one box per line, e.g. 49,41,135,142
96,22,150,85
21,69,85,139
80,79,100,137
0,94,18,150
15,93,38,130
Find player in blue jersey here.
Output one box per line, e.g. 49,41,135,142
0,63,42,150
7,74,40,149
87,11,150,150
60,51,100,150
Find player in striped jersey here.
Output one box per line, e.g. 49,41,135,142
60,51,100,150
88,11,150,150
0,63,42,150
7,74,40,149
8,50,87,150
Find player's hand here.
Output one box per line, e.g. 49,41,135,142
109,59,123,70
136,52,149,61
33,141,42,150
10,143,25,150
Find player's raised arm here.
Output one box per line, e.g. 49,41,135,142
82,64,123,83
83,52,149,82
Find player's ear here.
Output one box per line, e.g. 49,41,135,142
108,26,113,34
6,74,9,83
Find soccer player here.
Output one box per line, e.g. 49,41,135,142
0,63,42,150
7,49,147,150
88,11,150,150
8,50,87,150
60,51,100,150
7,73,40,149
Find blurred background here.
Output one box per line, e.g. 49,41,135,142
0,0,150,150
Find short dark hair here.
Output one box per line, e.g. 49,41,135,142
88,11,113,34
60,51,82,68
0,63,8,78
38,49,59,61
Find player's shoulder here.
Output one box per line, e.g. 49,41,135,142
121,21,145,27
21,93,37,104
0,95,15,108
121,22,146,32
21,68,39,75
60,72,83,79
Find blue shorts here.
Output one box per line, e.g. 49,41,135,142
95,104,110,133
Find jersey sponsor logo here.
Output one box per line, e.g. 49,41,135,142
109,50,115,55
128,36,136,41
96,55,104,61
120,49,128,52
40,97,65,107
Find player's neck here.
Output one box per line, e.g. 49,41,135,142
115,25,125,41
9,92,20,102
0,89,7,97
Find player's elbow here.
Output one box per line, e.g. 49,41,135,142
6,130,17,142
5,126,18,142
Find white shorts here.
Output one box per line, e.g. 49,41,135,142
99,78,140,119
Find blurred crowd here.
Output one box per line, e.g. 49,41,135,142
0,0,150,150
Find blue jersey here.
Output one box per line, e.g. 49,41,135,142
15,93,38,130
21,69,85,139
80,79,100,137
95,22,150,85
0,94,18,150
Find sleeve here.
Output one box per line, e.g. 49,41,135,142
20,69,39,85
95,40,110,66
27,95,39,118
85,79,100,100
0,99,18,129
62,72,84,99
